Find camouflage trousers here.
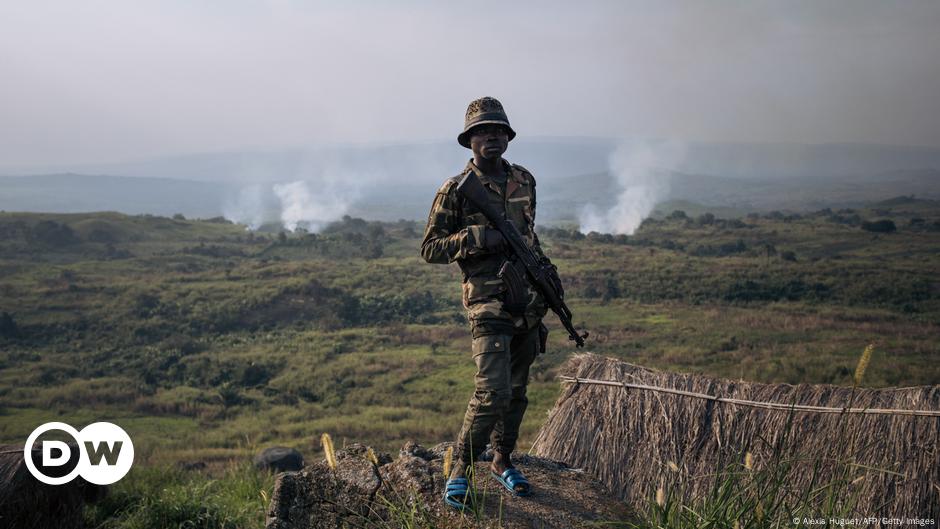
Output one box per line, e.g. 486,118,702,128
455,318,540,465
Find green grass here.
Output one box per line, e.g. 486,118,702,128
623,418,872,529
84,462,274,529
0,201,938,528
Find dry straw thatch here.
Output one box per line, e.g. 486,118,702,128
531,354,940,517
0,445,108,529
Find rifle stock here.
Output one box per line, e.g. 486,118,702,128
457,171,587,347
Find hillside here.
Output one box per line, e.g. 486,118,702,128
3,141,939,224
0,201,938,527
6,140,940,182
3,169,938,226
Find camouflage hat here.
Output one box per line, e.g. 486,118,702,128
457,97,517,148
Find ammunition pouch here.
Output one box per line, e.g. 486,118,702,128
498,258,529,316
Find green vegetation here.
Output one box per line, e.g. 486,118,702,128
1,197,938,527
634,446,866,529
84,462,274,529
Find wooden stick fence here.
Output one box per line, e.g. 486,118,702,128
559,375,940,417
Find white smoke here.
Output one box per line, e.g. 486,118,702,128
220,149,367,231
272,180,353,232
223,171,360,232
578,140,685,235
222,184,271,230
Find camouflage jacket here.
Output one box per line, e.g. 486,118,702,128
421,159,551,329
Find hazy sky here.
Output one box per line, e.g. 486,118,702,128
2,0,939,165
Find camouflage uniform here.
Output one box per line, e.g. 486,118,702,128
421,158,551,465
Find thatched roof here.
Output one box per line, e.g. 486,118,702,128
0,445,107,529
531,354,940,518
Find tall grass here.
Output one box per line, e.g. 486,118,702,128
83,462,274,529
624,346,883,529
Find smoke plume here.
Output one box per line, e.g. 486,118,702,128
222,184,274,230
222,176,358,232
579,140,685,235
272,180,352,232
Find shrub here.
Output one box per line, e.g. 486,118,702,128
695,213,715,226
690,239,747,257
30,220,79,246
668,210,688,221
0,312,19,338
861,219,896,233
828,213,861,226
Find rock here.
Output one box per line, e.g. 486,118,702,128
254,446,304,473
335,442,392,465
265,441,635,529
382,453,434,495
426,441,456,460
399,440,435,461
334,449,381,496
265,452,380,529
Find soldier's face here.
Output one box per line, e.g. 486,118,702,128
469,124,509,160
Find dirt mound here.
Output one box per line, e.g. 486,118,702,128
265,441,633,529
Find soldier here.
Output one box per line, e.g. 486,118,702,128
421,97,557,509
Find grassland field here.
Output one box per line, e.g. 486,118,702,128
0,197,938,527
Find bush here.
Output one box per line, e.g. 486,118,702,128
861,219,896,233
30,220,79,246
0,312,19,338
690,239,747,257
133,292,162,318
668,210,688,221
723,278,829,302
587,232,614,243
695,213,715,226
828,213,861,226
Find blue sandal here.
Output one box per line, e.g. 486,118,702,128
443,477,473,510
492,467,531,496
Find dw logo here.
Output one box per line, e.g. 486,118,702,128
24,422,134,485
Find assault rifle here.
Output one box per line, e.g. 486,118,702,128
457,171,588,348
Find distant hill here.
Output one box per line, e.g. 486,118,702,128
538,168,940,223
4,139,940,183
2,140,938,224
0,173,233,219
3,169,938,225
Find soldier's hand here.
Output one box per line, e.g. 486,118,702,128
483,228,507,253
